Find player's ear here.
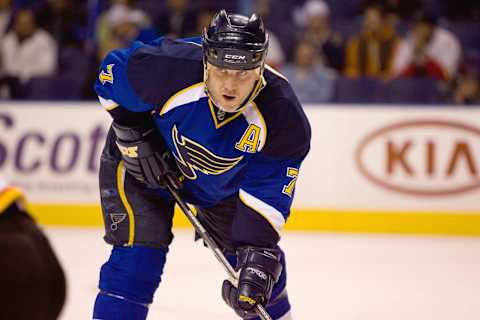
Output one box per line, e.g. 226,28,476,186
250,67,261,79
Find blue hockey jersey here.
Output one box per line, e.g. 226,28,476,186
95,37,311,245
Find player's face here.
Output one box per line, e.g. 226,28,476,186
206,64,260,112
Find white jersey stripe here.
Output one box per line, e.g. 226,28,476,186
278,311,293,319
98,96,119,110
239,189,285,233
159,82,207,116
242,101,267,151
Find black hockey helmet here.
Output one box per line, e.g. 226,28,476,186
203,10,269,70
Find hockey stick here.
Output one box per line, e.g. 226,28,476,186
164,182,273,320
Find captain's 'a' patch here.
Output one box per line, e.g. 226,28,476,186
171,125,243,180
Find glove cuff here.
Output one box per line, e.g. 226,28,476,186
112,121,154,142
237,247,283,282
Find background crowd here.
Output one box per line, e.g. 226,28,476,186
0,0,478,105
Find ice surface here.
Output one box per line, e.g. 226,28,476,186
43,228,480,320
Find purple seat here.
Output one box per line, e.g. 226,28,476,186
333,77,385,103
384,78,444,104
26,76,83,100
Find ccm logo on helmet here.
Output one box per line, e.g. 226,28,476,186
224,54,246,62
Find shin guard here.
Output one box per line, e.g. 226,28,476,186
93,245,168,320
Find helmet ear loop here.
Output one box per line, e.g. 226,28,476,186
248,64,267,101
203,58,212,98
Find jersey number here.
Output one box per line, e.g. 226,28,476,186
235,124,261,153
282,167,299,197
99,64,114,85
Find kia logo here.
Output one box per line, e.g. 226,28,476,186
355,120,480,196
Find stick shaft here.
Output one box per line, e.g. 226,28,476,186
166,184,273,320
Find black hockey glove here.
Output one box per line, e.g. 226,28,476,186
222,246,282,318
112,121,182,189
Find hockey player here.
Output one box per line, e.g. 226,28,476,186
93,10,310,320
0,178,66,320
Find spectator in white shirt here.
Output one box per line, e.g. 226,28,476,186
392,12,461,81
0,9,57,98
96,1,151,60
294,0,345,72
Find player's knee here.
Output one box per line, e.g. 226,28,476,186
99,245,168,304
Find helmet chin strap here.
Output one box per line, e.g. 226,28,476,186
203,61,267,113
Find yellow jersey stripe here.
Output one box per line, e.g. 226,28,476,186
207,99,243,129
116,161,135,245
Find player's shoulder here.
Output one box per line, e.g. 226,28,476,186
0,178,26,214
95,37,204,112
254,66,311,160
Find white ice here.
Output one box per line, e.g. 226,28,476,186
43,228,480,320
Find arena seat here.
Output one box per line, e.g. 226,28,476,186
384,78,444,104
333,77,385,103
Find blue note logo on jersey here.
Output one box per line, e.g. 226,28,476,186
99,64,115,85
171,125,243,180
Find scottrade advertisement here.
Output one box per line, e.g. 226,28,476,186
0,103,110,203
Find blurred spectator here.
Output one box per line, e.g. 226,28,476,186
195,8,215,35
345,4,399,78
96,1,151,59
155,0,197,38
265,31,286,70
35,0,87,49
453,73,480,104
281,41,336,103
0,9,57,98
252,0,285,69
294,0,345,71
362,0,421,19
392,12,461,81
0,0,12,42
450,58,480,104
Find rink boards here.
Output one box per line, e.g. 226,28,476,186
1,103,479,235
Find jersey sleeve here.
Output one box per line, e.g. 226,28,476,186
95,38,204,126
232,97,311,248
94,42,154,114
